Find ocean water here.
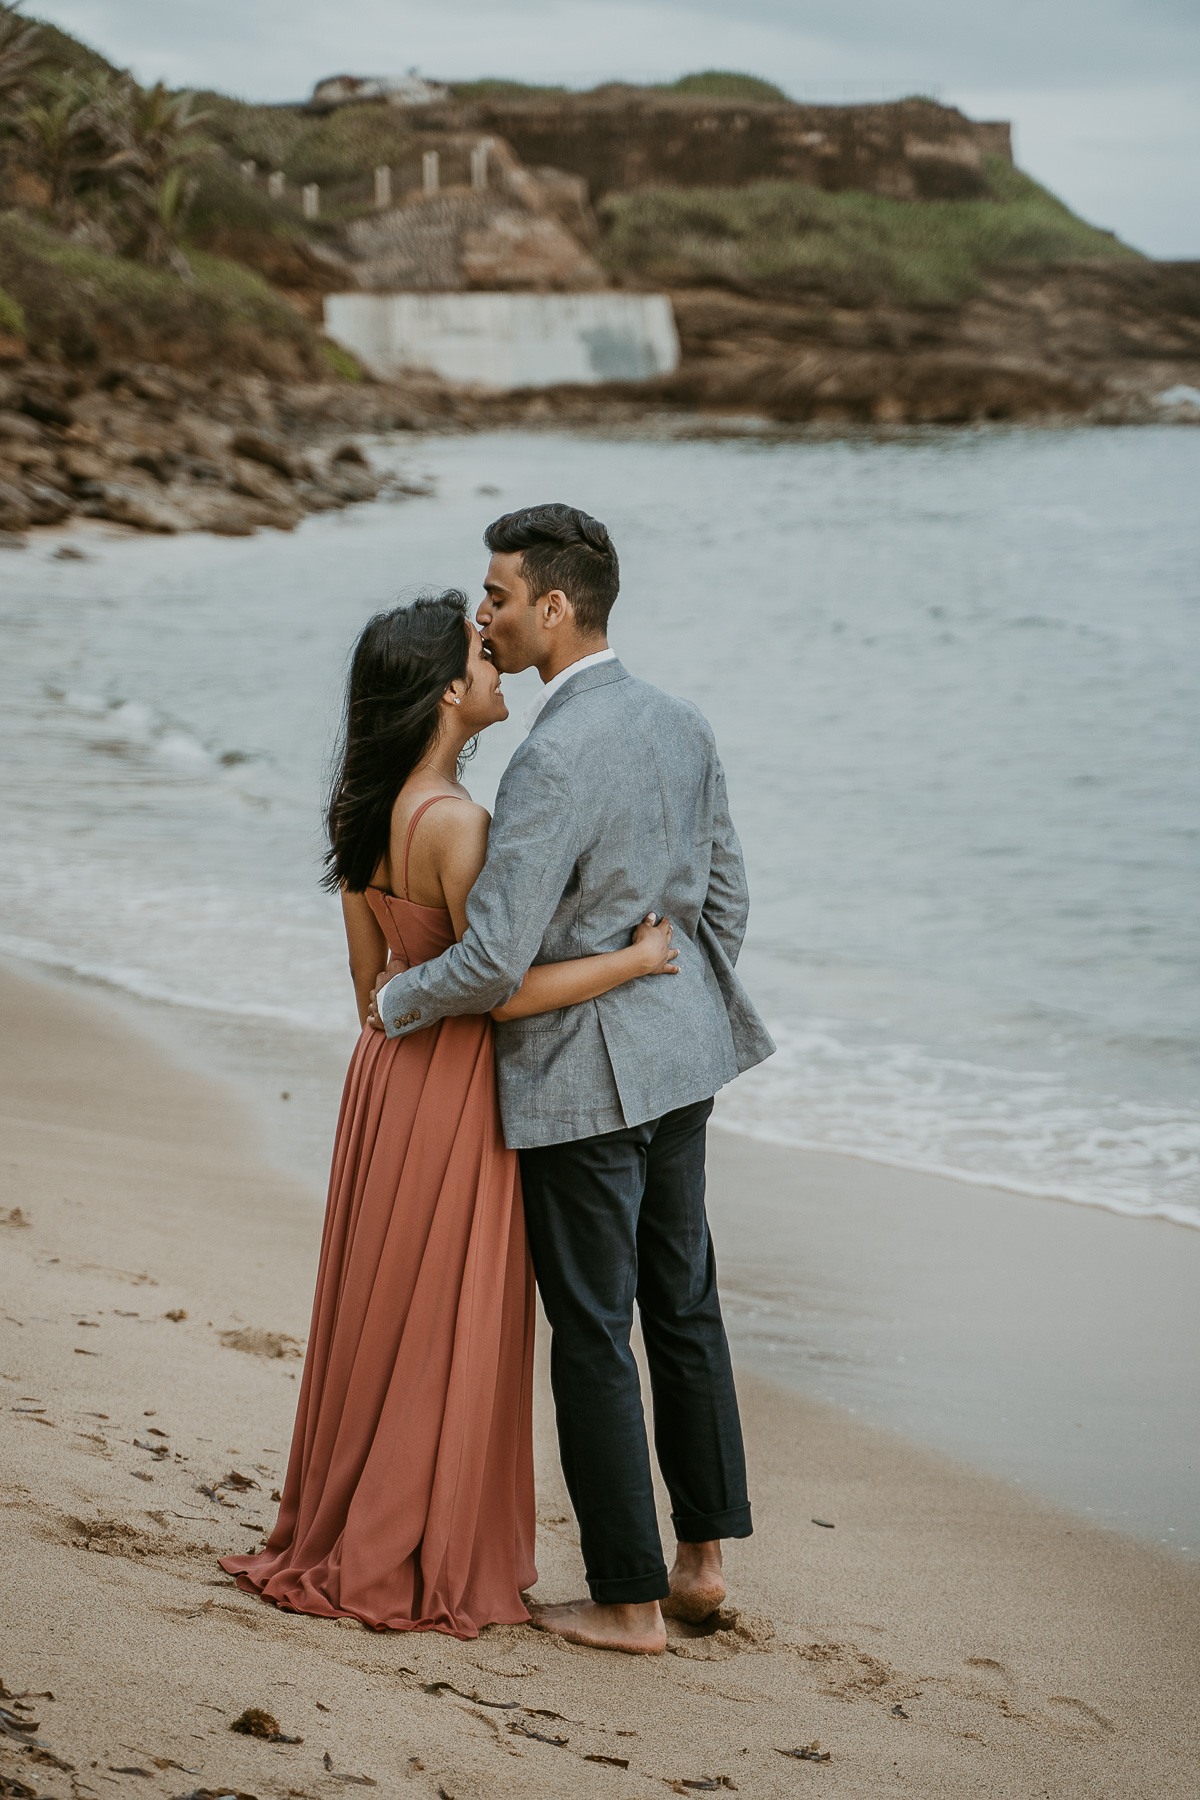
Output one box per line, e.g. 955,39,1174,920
1,424,1198,1227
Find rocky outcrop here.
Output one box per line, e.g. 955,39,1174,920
448,260,1200,427
417,94,1011,202
333,136,606,293
342,191,604,293
646,261,1200,423
0,357,457,543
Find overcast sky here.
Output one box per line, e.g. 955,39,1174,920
29,0,1200,256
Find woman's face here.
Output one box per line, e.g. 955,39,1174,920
458,622,509,732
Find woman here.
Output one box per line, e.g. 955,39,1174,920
221,592,676,1638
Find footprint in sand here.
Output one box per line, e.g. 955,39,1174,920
667,1607,775,1662
217,1327,303,1359
1046,1695,1116,1738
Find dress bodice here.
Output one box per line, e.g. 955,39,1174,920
364,793,461,972
364,887,456,970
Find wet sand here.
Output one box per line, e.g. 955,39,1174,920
2,960,1198,1800
704,1130,1200,1546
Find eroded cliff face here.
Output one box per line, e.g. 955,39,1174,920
599,262,1200,424
418,94,1011,202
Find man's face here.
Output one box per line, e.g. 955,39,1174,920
477,551,542,674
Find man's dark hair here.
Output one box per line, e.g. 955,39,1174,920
483,502,619,636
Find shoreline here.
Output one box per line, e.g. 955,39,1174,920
8,949,1200,1553
2,957,1199,1799
4,369,1199,551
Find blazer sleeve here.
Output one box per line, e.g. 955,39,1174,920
378,739,579,1037
701,751,750,966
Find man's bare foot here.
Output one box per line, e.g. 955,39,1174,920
662,1539,726,1624
529,1598,667,1655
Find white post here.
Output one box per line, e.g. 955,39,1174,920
470,138,491,191
267,170,285,200
302,183,320,219
374,164,391,209
422,150,439,196
239,160,256,183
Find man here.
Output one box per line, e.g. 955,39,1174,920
371,503,774,1654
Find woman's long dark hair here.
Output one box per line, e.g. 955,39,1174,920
322,591,472,894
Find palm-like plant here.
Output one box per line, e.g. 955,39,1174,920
110,82,212,271
7,67,122,215
0,1,43,108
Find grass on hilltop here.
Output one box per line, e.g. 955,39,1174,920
600,161,1140,307
449,78,569,101
0,212,322,373
666,71,789,101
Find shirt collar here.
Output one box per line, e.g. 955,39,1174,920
524,647,617,733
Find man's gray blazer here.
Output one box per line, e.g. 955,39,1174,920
379,658,774,1149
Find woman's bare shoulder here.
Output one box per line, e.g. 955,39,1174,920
422,793,490,839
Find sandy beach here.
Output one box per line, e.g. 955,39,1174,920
3,959,1199,1800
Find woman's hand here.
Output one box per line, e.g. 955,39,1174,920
631,912,679,977
365,960,394,1032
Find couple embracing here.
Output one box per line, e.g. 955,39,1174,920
222,504,774,1654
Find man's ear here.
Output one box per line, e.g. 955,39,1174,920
538,587,571,629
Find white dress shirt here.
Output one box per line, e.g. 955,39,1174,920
523,647,617,733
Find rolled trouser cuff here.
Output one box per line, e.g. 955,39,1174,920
587,1565,670,1604
672,1504,753,1543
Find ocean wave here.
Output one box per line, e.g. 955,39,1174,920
0,932,355,1036
48,688,259,780
715,1020,1200,1230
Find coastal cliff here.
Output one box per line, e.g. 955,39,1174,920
0,28,1197,541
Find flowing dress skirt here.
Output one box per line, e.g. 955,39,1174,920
221,942,537,1637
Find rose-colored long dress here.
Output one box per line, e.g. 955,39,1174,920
221,796,537,1638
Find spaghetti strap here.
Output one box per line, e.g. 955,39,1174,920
401,794,458,901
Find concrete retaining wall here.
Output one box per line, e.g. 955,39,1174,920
323,291,679,389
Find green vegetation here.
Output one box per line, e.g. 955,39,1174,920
1,7,214,270
184,153,303,243
319,339,363,381
600,161,1139,307
0,210,319,369
666,71,790,102
24,14,116,78
0,275,23,335
449,78,568,101
196,92,417,188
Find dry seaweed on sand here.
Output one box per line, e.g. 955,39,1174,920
507,1720,569,1747
665,1781,738,1794
0,1777,38,1797
776,1743,832,1762
175,1789,259,1800
423,1682,517,1710
218,1470,259,1492
584,1752,630,1768
0,1706,40,1742
228,1709,301,1744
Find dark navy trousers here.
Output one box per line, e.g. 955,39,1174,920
518,1097,752,1604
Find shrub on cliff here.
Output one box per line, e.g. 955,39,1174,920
197,94,416,190
0,275,23,336
667,71,790,102
600,162,1140,307
0,211,324,375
